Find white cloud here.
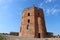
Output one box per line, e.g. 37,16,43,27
46,8,51,15
39,0,45,7
39,0,59,16
45,0,52,3
40,3,43,7
39,0,55,7
45,0,56,3
46,8,60,16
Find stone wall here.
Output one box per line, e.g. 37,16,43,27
10,32,19,36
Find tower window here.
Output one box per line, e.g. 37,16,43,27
27,25,29,30
27,19,30,30
28,13,30,16
28,19,30,23
27,23,30,30
38,13,40,15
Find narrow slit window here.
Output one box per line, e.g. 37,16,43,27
27,24,30,30
27,25,29,30
27,19,30,30
28,19,30,23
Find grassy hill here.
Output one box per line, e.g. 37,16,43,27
0,34,6,40
0,35,60,40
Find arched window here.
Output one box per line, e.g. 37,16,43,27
28,13,30,16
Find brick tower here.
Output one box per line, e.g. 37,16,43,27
19,6,47,38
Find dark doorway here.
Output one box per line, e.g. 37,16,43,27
37,33,40,38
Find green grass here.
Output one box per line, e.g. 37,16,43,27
0,35,5,40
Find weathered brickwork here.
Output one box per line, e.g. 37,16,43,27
19,6,47,38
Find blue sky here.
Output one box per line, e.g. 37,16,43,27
0,0,60,34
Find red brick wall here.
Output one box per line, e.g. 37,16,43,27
19,6,47,38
